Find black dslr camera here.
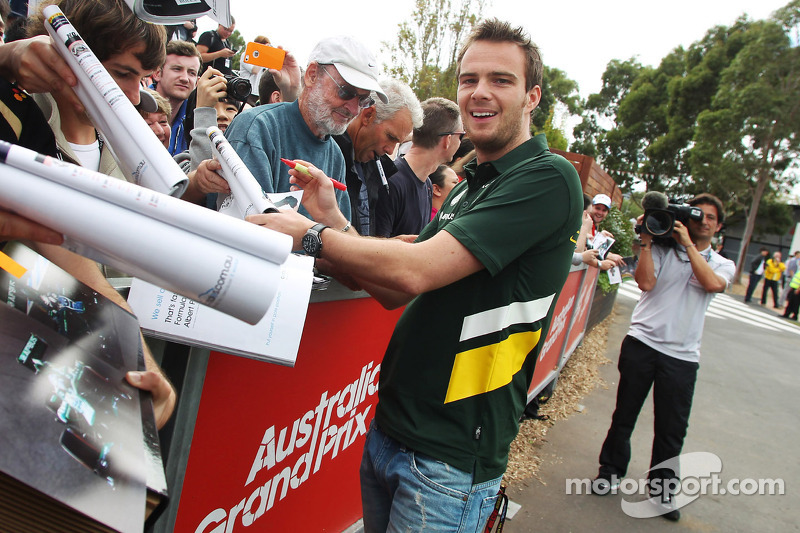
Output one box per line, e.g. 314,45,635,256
222,74,252,102
208,73,251,102
635,199,704,247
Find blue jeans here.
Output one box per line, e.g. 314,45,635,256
360,421,502,533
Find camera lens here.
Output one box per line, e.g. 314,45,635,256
645,211,673,236
225,75,252,102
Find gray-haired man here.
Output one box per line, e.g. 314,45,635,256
333,79,423,235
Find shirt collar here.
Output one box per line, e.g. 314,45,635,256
675,243,712,262
463,134,549,189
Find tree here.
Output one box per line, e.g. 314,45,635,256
532,65,581,149
229,29,245,72
570,58,644,186
572,57,644,159
690,8,800,282
534,66,581,130
541,108,568,151
572,2,800,285
572,18,754,193
382,0,483,101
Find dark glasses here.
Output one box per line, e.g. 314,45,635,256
320,65,375,109
439,131,467,141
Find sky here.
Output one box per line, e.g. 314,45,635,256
196,0,792,99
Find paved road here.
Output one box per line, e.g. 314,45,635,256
504,281,800,533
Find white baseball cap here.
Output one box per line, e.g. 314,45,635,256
309,36,388,103
592,194,612,208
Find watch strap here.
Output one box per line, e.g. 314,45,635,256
310,223,328,234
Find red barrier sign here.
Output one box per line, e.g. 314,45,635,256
175,297,403,533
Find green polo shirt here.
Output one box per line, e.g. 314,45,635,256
375,134,583,483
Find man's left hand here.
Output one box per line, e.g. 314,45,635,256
247,209,313,249
672,221,693,248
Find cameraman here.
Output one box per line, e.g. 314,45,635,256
592,193,735,522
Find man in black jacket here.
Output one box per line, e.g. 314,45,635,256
333,78,422,236
744,247,769,303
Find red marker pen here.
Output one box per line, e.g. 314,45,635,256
280,158,347,191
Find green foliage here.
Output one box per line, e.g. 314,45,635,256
229,29,245,72
540,108,568,151
532,66,581,149
621,192,644,222
596,270,616,294
723,195,795,237
534,66,581,133
382,0,483,101
689,14,800,280
570,58,643,172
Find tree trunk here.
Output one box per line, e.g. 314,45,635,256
734,168,770,284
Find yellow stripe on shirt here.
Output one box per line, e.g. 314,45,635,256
444,329,541,404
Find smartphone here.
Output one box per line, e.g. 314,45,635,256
242,42,286,70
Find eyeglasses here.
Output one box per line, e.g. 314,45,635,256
320,65,375,109
439,131,467,141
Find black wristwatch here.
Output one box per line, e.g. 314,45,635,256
302,223,329,258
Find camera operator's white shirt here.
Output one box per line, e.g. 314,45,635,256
628,244,735,363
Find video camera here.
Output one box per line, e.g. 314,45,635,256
635,192,704,247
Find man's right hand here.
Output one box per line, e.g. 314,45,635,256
0,209,63,244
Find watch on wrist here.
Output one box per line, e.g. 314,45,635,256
301,223,329,258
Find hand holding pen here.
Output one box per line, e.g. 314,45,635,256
279,158,347,225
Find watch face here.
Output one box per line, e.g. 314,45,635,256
302,233,320,256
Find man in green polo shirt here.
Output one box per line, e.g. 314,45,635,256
250,18,583,532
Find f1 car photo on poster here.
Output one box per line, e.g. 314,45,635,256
0,243,148,533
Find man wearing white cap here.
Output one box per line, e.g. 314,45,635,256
588,193,625,266
217,35,388,221
590,193,612,233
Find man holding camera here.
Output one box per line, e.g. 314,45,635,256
593,193,735,522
